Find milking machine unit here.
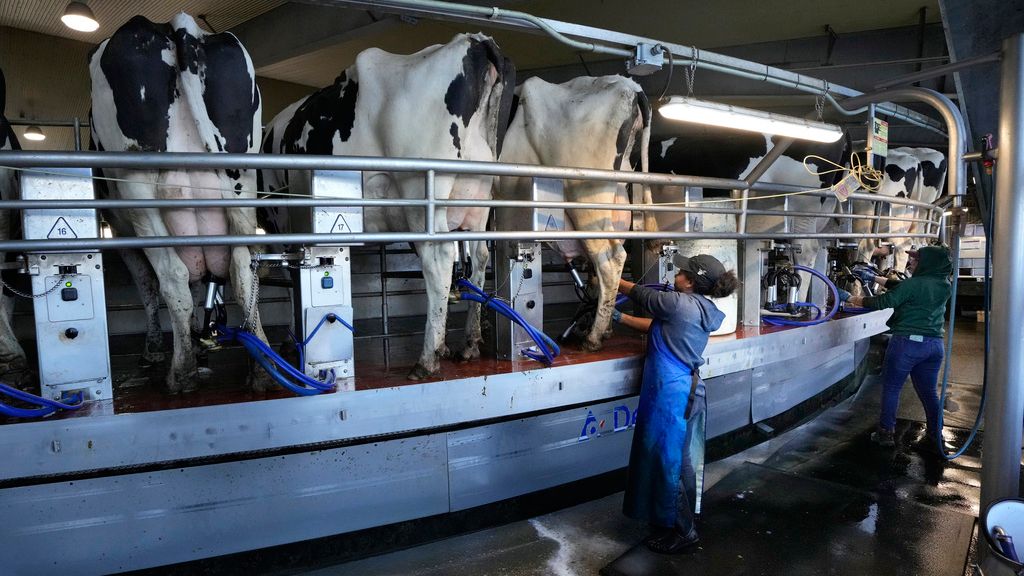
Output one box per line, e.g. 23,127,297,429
493,178,560,360
287,170,361,390
21,167,112,403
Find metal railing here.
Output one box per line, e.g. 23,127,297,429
0,150,943,252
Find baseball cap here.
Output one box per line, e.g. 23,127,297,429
672,253,726,286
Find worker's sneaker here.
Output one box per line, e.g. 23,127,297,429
646,527,700,555
870,428,896,448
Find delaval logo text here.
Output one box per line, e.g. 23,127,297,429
578,404,637,442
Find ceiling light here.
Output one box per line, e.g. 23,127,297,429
23,126,46,142
61,1,99,32
658,96,844,143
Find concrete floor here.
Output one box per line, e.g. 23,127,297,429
300,319,992,576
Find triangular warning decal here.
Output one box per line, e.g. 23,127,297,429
545,214,558,231
47,217,78,239
331,214,352,233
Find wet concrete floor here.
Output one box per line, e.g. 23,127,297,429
305,320,1006,576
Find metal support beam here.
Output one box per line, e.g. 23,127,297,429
982,32,1024,511
737,137,794,234
873,51,1001,90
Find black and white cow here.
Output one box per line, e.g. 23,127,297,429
649,123,848,306
89,14,270,393
262,33,514,380
853,147,946,270
0,68,29,385
496,75,652,351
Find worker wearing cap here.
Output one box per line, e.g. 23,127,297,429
846,245,952,452
615,253,739,554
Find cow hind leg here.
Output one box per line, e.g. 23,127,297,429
224,206,275,392
0,290,30,389
118,249,166,366
409,241,457,380
458,240,490,362
581,239,627,352
144,247,199,394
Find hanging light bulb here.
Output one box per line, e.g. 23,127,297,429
23,125,46,142
61,1,99,33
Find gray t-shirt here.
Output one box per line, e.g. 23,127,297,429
629,285,725,375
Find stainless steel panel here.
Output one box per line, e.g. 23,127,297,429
0,435,448,576
700,310,891,378
706,368,753,438
289,169,363,237
494,242,543,360
750,344,854,422
448,397,637,511
0,314,887,481
0,354,642,481
532,178,566,232
20,167,98,242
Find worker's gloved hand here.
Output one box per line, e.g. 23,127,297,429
836,288,852,302
611,308,623,323
856,269,877,285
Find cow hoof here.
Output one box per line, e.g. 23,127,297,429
248,368,275,393
407,363,437,381
457,345,481,363
437,345,452,360
0,367,35,393
580,340,603,353
138,350,166,369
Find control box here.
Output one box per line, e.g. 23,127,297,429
21,167,111,402
291,170,362,390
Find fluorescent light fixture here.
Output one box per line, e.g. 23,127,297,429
23,125,46,141
658,96,844,143
61,1,99,32
943,211,953,216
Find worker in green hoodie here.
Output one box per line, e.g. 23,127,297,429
846,245,953,450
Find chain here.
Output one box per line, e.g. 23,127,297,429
0,274,69,300
241,259,261,332
685,46,698,96
815,82,827,121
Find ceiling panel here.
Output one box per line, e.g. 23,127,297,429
0,0,285,43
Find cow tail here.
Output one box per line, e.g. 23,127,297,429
634,91,660,250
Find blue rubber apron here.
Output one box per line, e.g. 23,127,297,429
623,320,706,527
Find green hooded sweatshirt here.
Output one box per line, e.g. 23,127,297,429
863,245,953,337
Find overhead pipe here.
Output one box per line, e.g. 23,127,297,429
301,0,946,135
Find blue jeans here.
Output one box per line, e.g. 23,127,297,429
879,334,944,433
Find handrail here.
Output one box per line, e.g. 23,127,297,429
0,151,945,212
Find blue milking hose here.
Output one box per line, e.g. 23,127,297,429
220,311,353,396
456,278,560,365
761,265,840,327
0,382,82,419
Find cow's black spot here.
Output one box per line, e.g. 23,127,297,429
225,168,240,181
196,32,258,154
281,71,359,155
234,183,243,192
98,15,177,152
450,122,461,156
445,37,507,128
885,164,905,185
920,157,947,191
646,123,847,193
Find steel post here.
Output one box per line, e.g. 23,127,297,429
981,32,1024,509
